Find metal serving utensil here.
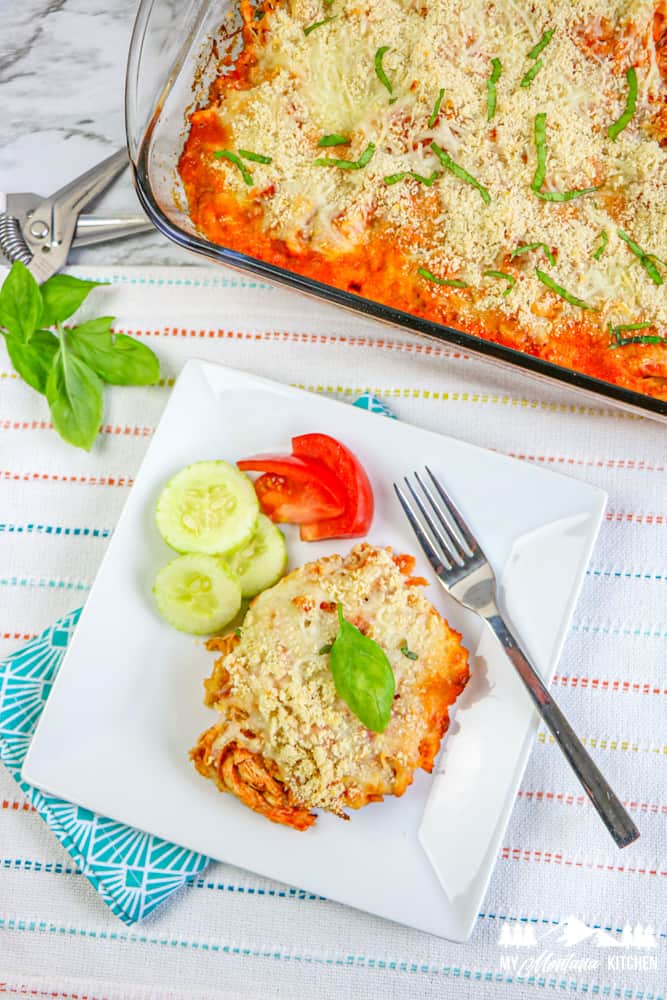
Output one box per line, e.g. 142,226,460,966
394,466,640,849
0,148,152,283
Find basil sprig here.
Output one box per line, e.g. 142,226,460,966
329,604,395,732
520,28,554,87
531,113,599,202
608,67,638,141
593,231,609,260
303,15,336,35
318,134,350,147
431,142,491,205
0,262,160,450
608,322,664,349
510,242,556,267
486,58,502,120
374,46,393,95
313,143,375,170
535,268,596,310
429,87,445,128
418,267,468,288
617,229,664,286
483,269,515,295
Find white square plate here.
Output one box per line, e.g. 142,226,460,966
22,360,606,941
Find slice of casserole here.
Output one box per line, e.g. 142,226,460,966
191,543,469,830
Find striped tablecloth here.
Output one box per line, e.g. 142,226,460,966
0,265,664,1000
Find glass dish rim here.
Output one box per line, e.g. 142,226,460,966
125,0,667,425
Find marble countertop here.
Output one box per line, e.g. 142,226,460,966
1,0,195,269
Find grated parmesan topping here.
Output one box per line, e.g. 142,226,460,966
207,544,461,813
207,0,666,339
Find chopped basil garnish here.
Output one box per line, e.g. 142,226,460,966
486,58,502,120
617,229,664,286
510,242,556,267
531,113,598,201
304,16,335,35
429,87,445,128
418,267,468,288
317,133,350,147
319,643,333,654
535,268,596,310
608,67,638,141
520,59,543,88
384,170,438,186
234,627,243,638
520,29,554,87
483,269,515,295
313,143,375,170
593,231,609,260
431,142,490,205
535,186,599,202
255,8,265,19
608,323,665,349
214,150,254,185
238,149,272,164
329,605,395,733
400,643,418,660
375,46,393,94
531,112,548,191
527,28,554,61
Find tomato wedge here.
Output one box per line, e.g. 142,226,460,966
236,454,346,524
291,433,374,540
253,473,344,524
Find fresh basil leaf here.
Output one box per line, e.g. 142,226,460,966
46,346,103,451
40,274,106,327
5,329,59,394
329,604,395,733
67,319,160,385
0,261,43,342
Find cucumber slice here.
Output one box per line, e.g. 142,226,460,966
156,460,258,554
223,513,287,598
153,553,242,634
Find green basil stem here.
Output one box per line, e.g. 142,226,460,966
535,268,596,310
431,142,491,205
238,149,272,164
608,67,638,141
608,321,665,349
418,267,468,288
531,113,548,191
510,242,556,267
303,16,335,35
214,150,254,185
531,113,599,201
375,46,392,94
313,143,375,170
429,87,445,128
483,269,515,295
486,58,502,119
520,59,543,88
617,229,664,286
317,134,350,147
384,170,438,186
527,28,554,61
593,231,609,260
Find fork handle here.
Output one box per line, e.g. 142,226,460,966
485,612,640,849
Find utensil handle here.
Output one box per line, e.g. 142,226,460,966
485,611,640,849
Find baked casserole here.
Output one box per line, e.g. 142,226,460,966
179,0,667,398
191,543,469,829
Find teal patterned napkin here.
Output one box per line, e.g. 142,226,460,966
0,609,209,924
0,394,393,925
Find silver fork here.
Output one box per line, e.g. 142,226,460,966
394,467,640,849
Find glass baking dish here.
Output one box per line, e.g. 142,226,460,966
125,0,667,423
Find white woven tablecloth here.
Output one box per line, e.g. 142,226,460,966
0,265,664,1000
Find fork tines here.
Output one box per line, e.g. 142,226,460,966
393,467,479,571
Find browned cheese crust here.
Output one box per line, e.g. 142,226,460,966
191,543,469,830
